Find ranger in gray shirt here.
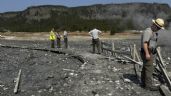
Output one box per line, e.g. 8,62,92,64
141,18,164,91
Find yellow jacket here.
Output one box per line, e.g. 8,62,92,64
49,31,56,40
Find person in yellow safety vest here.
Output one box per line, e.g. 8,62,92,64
49,28,56,48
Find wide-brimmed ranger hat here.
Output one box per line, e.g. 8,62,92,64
152,18,165,29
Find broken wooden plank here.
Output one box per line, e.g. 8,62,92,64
123,56,143,66
157,47,166,67
133,44,141,62
63,68,75,72
134,44,142,78
156,48,171,90
135,47,141,62
124,55,142,79
160,85,171,96
14,69,22,94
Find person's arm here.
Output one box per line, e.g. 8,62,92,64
143,42,151,60
143,28,152,60
99,31,102,35
89,31,92,37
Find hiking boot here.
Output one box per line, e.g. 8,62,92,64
145,85,160,91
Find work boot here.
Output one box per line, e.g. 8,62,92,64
145,85,160,91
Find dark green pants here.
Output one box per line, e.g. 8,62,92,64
51,40,55,48
92,38,101,53
57,38,61,48
64,37,68,48
141,51,154,88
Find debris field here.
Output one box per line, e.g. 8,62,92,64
0,39,171,96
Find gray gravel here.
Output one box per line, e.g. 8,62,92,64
0,39,170,96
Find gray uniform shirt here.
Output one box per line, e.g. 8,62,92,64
89,28,102,39
141,28,158,50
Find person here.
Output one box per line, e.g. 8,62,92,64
63,30,68,48
49,28,56,48
56,32,61,48
89,28,102,54
140,18,164,91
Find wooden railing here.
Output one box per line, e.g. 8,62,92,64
100,41,171,95
101,41,130,55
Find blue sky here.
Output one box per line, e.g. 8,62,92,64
0,0,171,13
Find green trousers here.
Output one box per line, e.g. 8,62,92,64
64,37,68,48
57,38,61,48
51,40,55,48
141,51,154,88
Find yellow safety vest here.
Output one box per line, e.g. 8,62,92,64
49,31,56,40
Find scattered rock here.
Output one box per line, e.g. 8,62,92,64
112,67,118,72
46,75,54,80
124,78,131,83
0,85,4,87
69,73,74,76
3,87,8,90
49,86,53,93
108,93,112,96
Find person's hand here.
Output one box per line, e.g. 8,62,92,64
146,53,151,60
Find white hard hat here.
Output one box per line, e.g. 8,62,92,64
152,18,165,29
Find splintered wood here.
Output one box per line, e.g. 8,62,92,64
14,69,22,94
156,47,171,91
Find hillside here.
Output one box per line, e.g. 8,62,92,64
0,3,171,32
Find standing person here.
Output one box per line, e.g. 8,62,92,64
49,28,56,48
56,32,61,48
141,18,164,91
63,30,68,48
89,28,102,54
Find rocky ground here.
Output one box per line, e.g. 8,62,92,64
0,38,171,96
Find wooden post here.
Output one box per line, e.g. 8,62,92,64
14,69,22,94
99,41,101,53
101,41,103,53
133,44,136,60
158,47,165,66
112,42,115,56
132,44,141,80
134,44,141,62
129,45,133,58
